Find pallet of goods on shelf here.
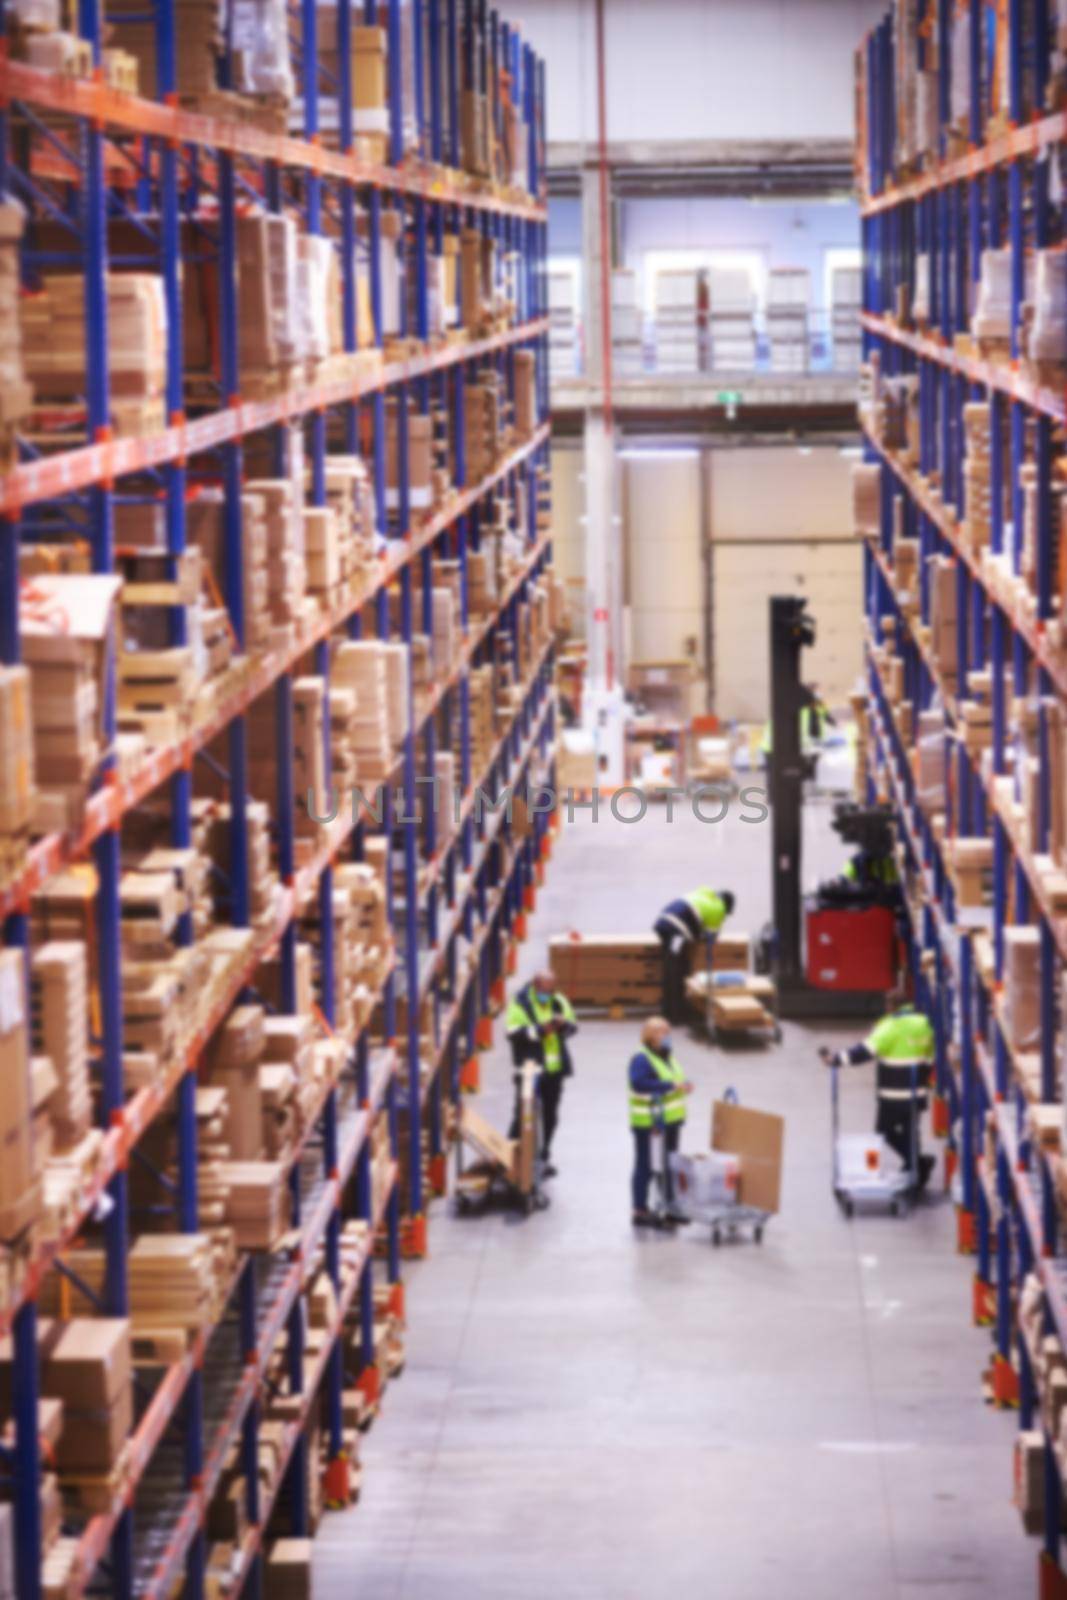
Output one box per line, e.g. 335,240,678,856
654,268,704,375
708,268,756,374
765,267,810,376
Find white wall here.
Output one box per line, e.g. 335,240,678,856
624,453,704,665
708,447,863,721
601,442,863,721
509,0,885,145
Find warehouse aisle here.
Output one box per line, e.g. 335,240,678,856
316,804,1031,1600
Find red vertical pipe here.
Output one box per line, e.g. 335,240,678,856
594,0,613,431
594,0,615,687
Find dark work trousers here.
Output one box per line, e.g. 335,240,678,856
631,1121,682,1212
876,1098,921,1171
510,1070,565,1156
654,920,690,1025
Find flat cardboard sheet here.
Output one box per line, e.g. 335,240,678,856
711,1099,784,1215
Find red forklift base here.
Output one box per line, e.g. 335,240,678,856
490,976,506,1007
513,910,528,941
506,941,518,975
972,1276,995,1328
1040,1553,1067,1600
991,1353,1019,1409
523,883,536,912
957,1206,976,1255
475,1015,493,1049
805,904,897,990
388,1280,406,1321
944,1146,959,1188
323,1453,351,1508
459,1055,480,1093
427,1153,447,1195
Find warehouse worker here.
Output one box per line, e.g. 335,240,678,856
629,1016,693,1229
759,686,837,777
653,886,735,1025
842,849,899,892
506,968,578,1178
820,1001,936,1189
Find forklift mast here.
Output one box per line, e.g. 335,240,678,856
768,596,816,991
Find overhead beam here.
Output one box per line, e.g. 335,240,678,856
547,137,855,198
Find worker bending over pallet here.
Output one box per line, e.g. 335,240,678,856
653,887,734,1025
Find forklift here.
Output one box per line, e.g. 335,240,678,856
765,595,896,1017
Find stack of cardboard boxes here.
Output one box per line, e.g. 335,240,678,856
247,477,308,642
30,942,91,1154
962,402,992,551
851,463,881,539
22,275,167,436
21,574,121,833
188,489,270,653
463,372,504,483
0,201,31,467
302,861,388,1040
386,402,434,520
926,555,958,688
332,640,401,783
548,932,752,1013
548,934,691,1011
0,949,40,1244
1002,925,1041,1059
108,0,222,98
464,663,497,774
0,1318,133,1502
0,666,35,885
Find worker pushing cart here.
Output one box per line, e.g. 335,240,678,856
821,1000,937,1214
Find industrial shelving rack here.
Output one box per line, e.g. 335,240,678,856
0,0,556,1594
859,5,1067,1596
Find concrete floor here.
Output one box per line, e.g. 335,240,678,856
316,800,1034,1600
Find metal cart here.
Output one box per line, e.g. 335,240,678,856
689,941,781,1046
652,1097,771,1245
829,1059,919,1217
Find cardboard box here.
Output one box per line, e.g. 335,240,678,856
0,949,38,1239
0,1317,131,1412
1015,1429,1046,1534
710,1099,784,1214
53,1385,132,1474
1003,926,1040,1052
265,1538,313,1600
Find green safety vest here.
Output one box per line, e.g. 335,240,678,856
866,1007,935,1102
505,987,575,1074
629,1045,687,1130
844,854,899,886
760,705,829,758
686,888,728,933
